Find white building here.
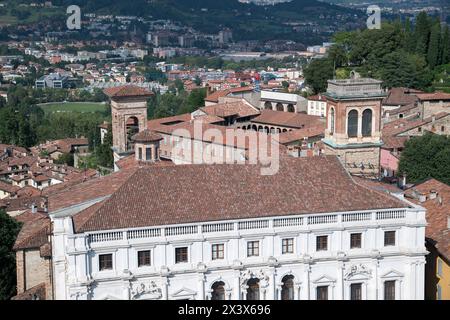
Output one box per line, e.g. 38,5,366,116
260,90,307,113
307,94,327,117
50,156,427,300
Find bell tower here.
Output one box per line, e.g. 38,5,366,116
104,85,153,169
322,76,386,178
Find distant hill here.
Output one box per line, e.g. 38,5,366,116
6,0,365,43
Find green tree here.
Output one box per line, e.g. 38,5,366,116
95,126,113,168
415,12,431,56
441,26,450,65
427,19,441,68
54,153,74,167
304,59,334,94
0,209,22,300
398,133,450,185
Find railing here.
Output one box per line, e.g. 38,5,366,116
202,223,234,233
238,220,269,230
127,228,161,239
89,231,123,243
87,209,409,244
274,217,304,227
307,215,337,225
342,212,372,222
165,225,198,236
376,210,406,220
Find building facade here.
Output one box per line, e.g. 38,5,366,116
50,157,427,300
323,77,386,178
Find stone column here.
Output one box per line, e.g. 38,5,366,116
162,277,169,300
336,260,345,300
357,111,362,138
197,273,206,300
233,271,241,300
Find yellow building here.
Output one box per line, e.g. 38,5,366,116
405,179,450,300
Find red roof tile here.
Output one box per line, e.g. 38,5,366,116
72,156,408,233
104,85,154,98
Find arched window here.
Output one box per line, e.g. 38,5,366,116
347,110,358,138
287,104,295,113
264,126,270,133
281,275,295,300
211,281,225,300
252,125,257,131
264,101,272,110
330,107,335,135
362,109,372,137
246,278,260,300
276,103,284,111
126,116,139,151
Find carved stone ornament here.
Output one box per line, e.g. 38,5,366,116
344,264,372,280
131,281,162,300
240,269,270,289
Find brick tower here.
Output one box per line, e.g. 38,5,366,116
322,76,386,178
104,85,153,169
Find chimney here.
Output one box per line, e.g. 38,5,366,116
31,203,37,214
419,194,427,203
432,115,436,123
429,190,437,200
447,216,450,229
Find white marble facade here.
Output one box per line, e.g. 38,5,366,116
51,200,428,300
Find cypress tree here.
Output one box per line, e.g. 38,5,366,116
404,17,415,52
442,25,450,65
415,12,431,56
427,19,441,68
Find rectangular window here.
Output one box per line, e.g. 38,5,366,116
247,241,259,257
137,250,151,267
138,147,142,160
384,231,396,246
316,286,328,300
212,244,224,260
350,283,362,300
99,254,113,271
282,238,294,254
175,247,188,263
350,233,362,249
146,147,152,161
316,235,328,251
437,259,443,277
384,281,395,300
441,126,445,132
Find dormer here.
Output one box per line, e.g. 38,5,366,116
131,130,163,162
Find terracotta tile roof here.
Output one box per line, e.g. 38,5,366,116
416,92,450,101
0,180,20,193
382,112,450,137
352,176,404,194
278,122,326,144
11,283,46,300
192,114,224,124
47,167,137,212
404,179,450,261
382,87,419,106
388,103,419,116
200,101,260,119
147,114,192,129
381,136,409,150
0,196,45,213
252,110,322,129
153,121,280,150
131,130,163,143
116,155,175,170
103,85,154,98
13,212,50,251
205,87,253,103
308,94,327,102
72,156,408,233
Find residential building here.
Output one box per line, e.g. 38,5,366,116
307,94,327,117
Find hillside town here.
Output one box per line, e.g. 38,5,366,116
0,0,449,305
